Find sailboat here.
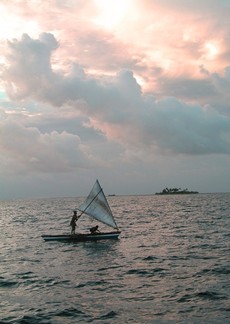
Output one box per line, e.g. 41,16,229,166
42,180,121,242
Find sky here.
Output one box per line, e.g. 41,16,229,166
0,0,230,199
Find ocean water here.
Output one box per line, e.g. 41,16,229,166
0,193,229,323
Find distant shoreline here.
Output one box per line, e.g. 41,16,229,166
155,188,199,195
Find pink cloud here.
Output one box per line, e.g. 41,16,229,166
0,1,230,198
0,0,230,189
1,0,229,86
1,31,230,158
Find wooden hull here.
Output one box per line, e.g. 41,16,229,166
41,231,121,242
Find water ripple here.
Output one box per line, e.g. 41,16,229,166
0,193,229,323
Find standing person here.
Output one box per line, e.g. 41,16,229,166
70,211,79,235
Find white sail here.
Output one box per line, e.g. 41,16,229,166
78,180,118,229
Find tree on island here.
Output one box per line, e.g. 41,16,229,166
156,187,198,195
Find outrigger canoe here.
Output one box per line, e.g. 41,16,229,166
42,231,120,242
42,180,121,243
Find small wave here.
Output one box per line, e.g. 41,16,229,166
0,277,18,288
169,255,187,260
127,269,149,275
76,279,108,289
98,265,122,271
15,271,34,279
196,266,230,276
212,266,230,275
177,290,228,303
54,307,85,317
143,255,158,261
126,267,166,277
4,307,87,323
178,306,196,314
23,317,51,323
196,291,228,300
98,310,118,320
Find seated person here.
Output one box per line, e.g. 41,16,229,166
90,225,100,234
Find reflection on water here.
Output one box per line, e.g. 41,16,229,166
0,193,230,323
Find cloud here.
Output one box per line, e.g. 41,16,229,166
1,33,230,161
0,1,230,198
0,119,107,175
2,33,58,100
140,97,230,155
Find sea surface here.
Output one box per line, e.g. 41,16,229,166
0,193,229,323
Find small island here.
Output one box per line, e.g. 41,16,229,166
155,187,199,195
